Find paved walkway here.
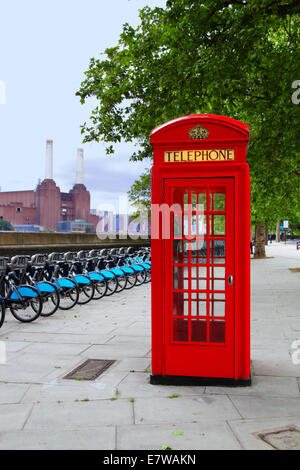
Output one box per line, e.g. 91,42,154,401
0,242,300,450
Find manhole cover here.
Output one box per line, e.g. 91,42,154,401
63,359,115,381
254,425,300,450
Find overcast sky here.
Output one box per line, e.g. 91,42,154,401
0,0,166,212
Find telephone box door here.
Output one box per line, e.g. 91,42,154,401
164,177,235,378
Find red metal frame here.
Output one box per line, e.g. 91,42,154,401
150,115,250,382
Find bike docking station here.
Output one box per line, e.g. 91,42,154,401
150,114,251,386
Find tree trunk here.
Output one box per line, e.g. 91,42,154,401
264,226,268,245
254,224,266,258
276,221,281,242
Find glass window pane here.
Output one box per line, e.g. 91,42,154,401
197,214,206,235
191,193,197,211
210,293,225,317
191,265,207,290
184,214,189,236
173,213,182,238
173,266,178,289
191,191,206,211
173,240,181,263
211,215,225,235
183,240,189,263
210,319,225,343
191,214,196,235
191,293,207,316
210,267,225,291
191,318,207,342
198,193,206,210
191,239,207,264
173,291,189,316
173,318,189,342
173,265,189,290
212,193,225,211
192,215,206,236
210,240,225,264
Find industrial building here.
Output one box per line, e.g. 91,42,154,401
0,141,98,232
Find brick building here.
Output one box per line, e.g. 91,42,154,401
0,141,98,232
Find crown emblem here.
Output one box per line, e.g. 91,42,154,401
188,125,209,140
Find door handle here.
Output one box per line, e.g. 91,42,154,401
228,275,234,286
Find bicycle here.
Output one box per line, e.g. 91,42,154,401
76,250,108,300
61,252,95,305
89,249,119,296
0,256,42,323
10,254,60,317
43,253,79,310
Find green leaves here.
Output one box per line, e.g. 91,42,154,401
76,0,300,224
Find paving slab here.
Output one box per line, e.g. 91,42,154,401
117,421,241,450
0,426,116,450
117,371,205,399
228,416,300,450
0,403,33,432
83,343,151,359
205,375,300,398
24,399,133,430
229,395,300,419
21,380,123,403
133,395,241,425
0,383,29,404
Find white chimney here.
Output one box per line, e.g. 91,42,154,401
76,148,84,184
45,140,53,179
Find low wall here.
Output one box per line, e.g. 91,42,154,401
0,232,150,257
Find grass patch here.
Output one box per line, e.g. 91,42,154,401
168,393,180,399
110,388,120,401
172,430,184,436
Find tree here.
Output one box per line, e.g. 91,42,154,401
0,220,14,231
77,0,300,256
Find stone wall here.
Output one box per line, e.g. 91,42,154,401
0,232,150,256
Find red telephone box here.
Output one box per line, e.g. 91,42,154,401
150,114,251,386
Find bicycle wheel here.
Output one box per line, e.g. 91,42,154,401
135,268,146,285
124,271,137,289
36,282,60,317
105,277,118,296
40,289,60,317
77,282,95,304
93,280,107,299
144,269,151,284
0,301,5,328
10,286,42,322
59,285,79,310
115,275,127,292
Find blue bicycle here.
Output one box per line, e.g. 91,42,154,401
0,257,43,323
